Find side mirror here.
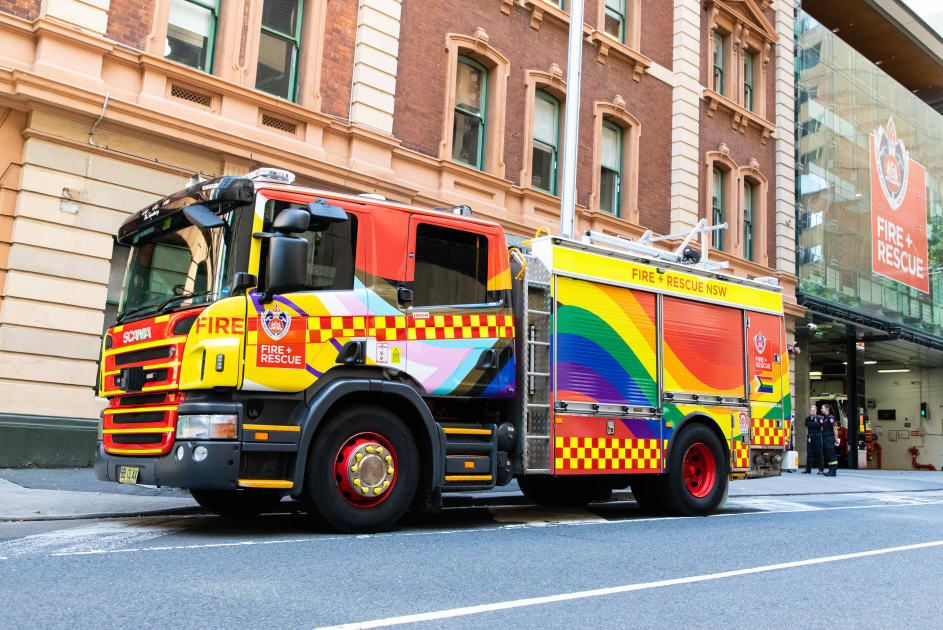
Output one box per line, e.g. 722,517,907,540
183,204,226,230
264,235,307,300
272,208,310,234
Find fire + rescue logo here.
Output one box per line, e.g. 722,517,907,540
874,117,909,211
753,332,767,355
261,305,291,340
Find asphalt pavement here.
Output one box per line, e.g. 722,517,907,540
2,470,943,629
3,467,943,520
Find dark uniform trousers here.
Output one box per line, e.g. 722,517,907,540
806,433,823,473
822,435,838,475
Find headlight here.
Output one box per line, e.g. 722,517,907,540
176,414,237,439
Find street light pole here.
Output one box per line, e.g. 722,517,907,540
558,0,585,239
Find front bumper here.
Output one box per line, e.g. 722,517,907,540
94,440,241,490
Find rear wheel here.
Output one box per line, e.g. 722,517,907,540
518,476,613,507
190,488,283,517
302,405,419,533
664,424,727,516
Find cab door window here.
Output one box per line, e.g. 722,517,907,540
413,223,488,306
261,199,357,291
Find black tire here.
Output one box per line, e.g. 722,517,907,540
302,405,419,533
629,475,669,514
664,424,728,516
190,488,283,517
518,476,613,507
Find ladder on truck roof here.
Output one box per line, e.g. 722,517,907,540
583,218,730,273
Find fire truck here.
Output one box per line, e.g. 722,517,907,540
95,169,793,532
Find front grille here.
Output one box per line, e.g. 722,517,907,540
121,394,166,406
112,433,164,445
145,369,168,383
173,315,199,335
114,346,172,366
110,412,166,424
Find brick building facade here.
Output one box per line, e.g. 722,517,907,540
0,0,799,465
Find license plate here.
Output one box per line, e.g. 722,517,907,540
118,466,140,485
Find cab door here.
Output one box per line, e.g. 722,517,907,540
242,193,366,393
403,216,514,398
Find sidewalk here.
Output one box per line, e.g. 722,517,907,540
2,467,943,521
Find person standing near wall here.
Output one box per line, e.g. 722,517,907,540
803,404,824,474
821,403,839,476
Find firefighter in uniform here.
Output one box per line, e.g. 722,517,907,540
803,404,823,474
821,403,839,476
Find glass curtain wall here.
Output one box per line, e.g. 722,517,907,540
796,10,943,338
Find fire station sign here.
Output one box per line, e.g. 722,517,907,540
870,116,929,293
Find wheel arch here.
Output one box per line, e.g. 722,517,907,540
289,379,444,499
665,411,730,473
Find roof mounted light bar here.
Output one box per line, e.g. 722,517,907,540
246,168,296,184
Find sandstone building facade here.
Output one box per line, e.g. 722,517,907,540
0,0,799,464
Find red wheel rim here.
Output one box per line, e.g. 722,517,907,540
682,442,716,498
334,432,398,508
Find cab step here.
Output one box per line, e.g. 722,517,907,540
440,424,498,491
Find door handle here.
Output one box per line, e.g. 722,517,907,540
476,349,498,370
336,340,366,365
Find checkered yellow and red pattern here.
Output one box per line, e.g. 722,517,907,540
732,439,750,469
751,418,785,446
554,437,663,472
304,314,514,343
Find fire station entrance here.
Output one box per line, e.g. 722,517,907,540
794,310,943,472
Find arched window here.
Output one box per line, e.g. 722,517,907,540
712,165,725,249
452,56,488,169
590,100,640,223
600,120,622,216
532,90,561,194
439,32,509,177
743,178,754,260
739,168,768,266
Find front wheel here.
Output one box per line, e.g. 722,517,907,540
664,424,727,516
302,405,419,533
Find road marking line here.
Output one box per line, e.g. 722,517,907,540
3,498,942,560
732,498,817,511
314,539,943,629
489,506,608,525
0,517,187,558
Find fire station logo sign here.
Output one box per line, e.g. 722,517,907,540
753,332,766,355
870,116,929,293
257,304,305,369
873,118,909,210
261,305,291,341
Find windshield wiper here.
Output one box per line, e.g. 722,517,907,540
115,303,160,324
156,290,214,314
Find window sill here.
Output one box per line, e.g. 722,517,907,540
578,205,643,236
702,89,774,143
517,0,569,30
588,31,651,81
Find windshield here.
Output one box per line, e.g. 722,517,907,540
117,207,251,320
